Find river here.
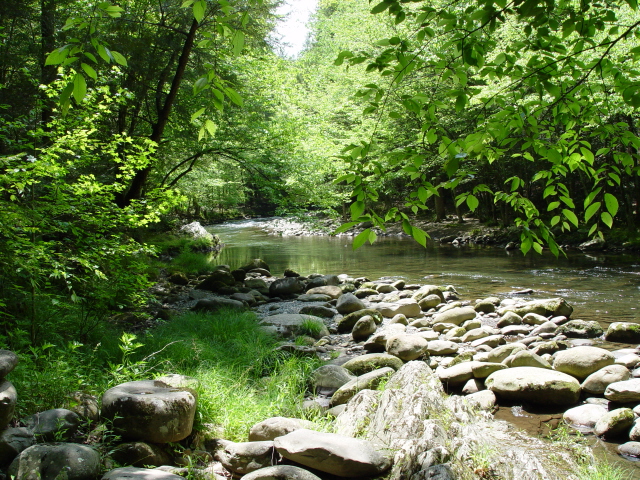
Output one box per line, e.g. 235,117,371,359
206,218,640,472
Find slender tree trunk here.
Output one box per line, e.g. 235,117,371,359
40,0,56,128
118,19,199,206
434,187,445,221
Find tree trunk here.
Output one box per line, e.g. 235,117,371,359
40,0,56,128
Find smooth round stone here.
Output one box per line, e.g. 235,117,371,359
581,364,630,395
249,417,316,442
466,390,496,410
553,346,615,380
352,316,377,341
501,325,531,336
593,408,635,438
241,466,323,480
485,367,580,406
615,354,640,369
102,468,183,480
341,353,403,375
618,442,640,458
0,381,17,431
563,404,608,430
0,351,19,378
330,368,394,406
10,443,101,480
604,378,640,403
425,340,458,356
386,334,428,361
605,322,640,344
312,365,355,392
504,350,551,369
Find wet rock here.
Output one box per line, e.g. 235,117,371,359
249,417,316,442
274,429,391,478
9,443,100,480
486,367,580,406
556,320,603,338
101,380,197,443
474,298,498,314
498,298,573,318
336,293,366,315
25,408,80,441
582,364,631,395
605,322,640,343
553,346,615,380
214,439,274,475
330,368,394,406
593,408,634,438
269,277,305,296
192,298,245,312
341,353,404,375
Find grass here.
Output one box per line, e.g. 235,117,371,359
576,461,633,480
9,309,322,442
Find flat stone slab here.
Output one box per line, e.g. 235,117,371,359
102,468,183,480
274,429,391,478
485,367,580,406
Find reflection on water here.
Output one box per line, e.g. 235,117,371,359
208,219,640,326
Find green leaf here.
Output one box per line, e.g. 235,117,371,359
466,194,479,211
59,81,74,115
547,201,560,211
563,209,578,228
368,230,378,244
412,227,429,247
45,47,68,66
205,119,217,136
111,51,127,66
224,87,243,106
550,215,560,226
81,63,97,80
72,73,87,103
580,147,594,165
371,1,390,14
191,108,206,123
334,222,359,234
533,242,543,254
521,237,532,255
584,202,601,223
232,31,245,56
97,44,112,63
601,212,613,229
352,229,370,250
193,0,206,22
350,201,365,220
604,193,619,217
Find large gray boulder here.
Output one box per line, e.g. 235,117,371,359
269,277,304,296
556,320,603,338
110,442,173,468
306,286,342,299
101,380,197,443
0,427,34,465
0,350,18,378
311,365,355,393
214,439,274,475
25,408,80,441
196,270,236,291
605,322,640,343
336,293,366,314
273,429,392,478
498,298,573,318
352,315,377,341
593,408,635,438
241,466,322,480
0,380,16,431
604,379,640,403
486,367,581,406
432,307,476,326
581,364,630,394
249,417,316,442
563,404,608,430
376,299,421,318
553,346,615,380
9,443,100,480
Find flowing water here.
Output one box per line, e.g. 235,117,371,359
206,218,640,473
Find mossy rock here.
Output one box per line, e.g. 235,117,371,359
337,309,383,333
605,322,640,343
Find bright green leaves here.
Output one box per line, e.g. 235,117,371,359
232,31,245,56
584,202,601,223
352,229,377,250
72,74,87,104
604,193,619,218
350,201,365,220
97,2,124,18
193,0,206,23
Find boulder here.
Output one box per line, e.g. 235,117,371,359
474,298,497,313
471,362,508,378
606,322,640,343
0,380,16,431
0,350,19,378
102,468,183,480
245,278,269,291
273,429,391,478
616,353,640,369
604,379,640,403
522,313,548,326
196,270,236,291
484,343,525,363
337,309,383,333
363,324,405,353
249,417,316,442
581,364,630,394
412,285,445,303
101,380,197,443
386,334,428,361
214,439,274,475
239,259,270,272
432,307,476,326
593,408,635,438
0,427,34,465
110,442,172,467
376,299,421,318
9,443,100,480
331,368,395,406
299,305,336,319
497,312,523,328
231,292,256,306
553,346,615,380
336,293,366,315
241,466,322,480
311,366,355,393
24,408,80,441
437,362,475,387
352,316,377,341
260,314,329,338
618,441,640,458
485,367,581,406
466,390,496,410
425,340,459,356
556,320,603,338
418,294,442,311
498,298,573,318
504,350,551,369
269,277,304,296
306,286,343,299
563,404,608,430
341,353,404,375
